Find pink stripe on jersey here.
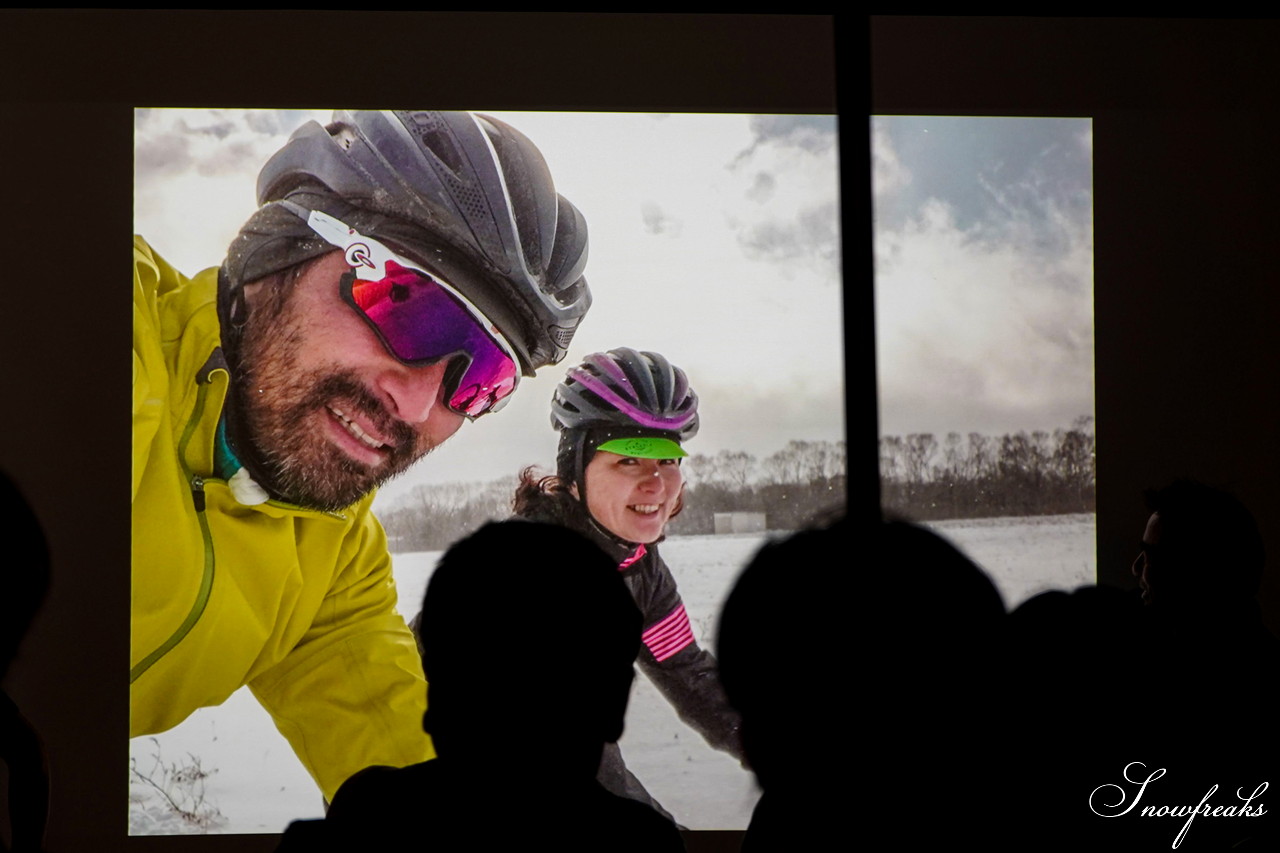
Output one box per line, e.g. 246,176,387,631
618,543,647,571
642,604,694,662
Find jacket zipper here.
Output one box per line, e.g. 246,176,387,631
130,378,218,684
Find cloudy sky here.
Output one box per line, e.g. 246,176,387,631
134,109,845,509
873,116,1094,439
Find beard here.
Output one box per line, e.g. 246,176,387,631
232,288,433,511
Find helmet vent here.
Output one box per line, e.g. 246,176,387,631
415,125,465,177
332,125,358,151
550,325,576,348
550,278,583,305
412,117,489,222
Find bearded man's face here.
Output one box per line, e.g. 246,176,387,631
236,251,464,511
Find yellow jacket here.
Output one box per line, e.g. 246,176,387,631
131,237,433,801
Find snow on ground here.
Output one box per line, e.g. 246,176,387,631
129,515,1095,834
129,687,324,833
923,513,1097,610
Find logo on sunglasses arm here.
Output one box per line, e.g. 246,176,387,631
344,243,376,271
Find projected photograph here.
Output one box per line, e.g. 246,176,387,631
131,109,844,834
873,115,1096,608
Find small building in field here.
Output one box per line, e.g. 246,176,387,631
714,512,767,534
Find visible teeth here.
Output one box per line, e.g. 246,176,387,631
330,407,385,450
630,504,660,514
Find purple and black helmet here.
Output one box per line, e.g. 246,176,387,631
551,348,699,441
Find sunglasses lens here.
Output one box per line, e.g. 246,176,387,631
346,261,518,417
448,345,519,417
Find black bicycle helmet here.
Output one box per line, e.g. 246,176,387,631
552,348,700,441
219,110,590,376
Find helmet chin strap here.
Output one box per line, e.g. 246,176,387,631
586,514,641,551
569,429,644,550
572,429,589,509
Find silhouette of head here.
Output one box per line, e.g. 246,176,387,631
417,520,641,771
0,469,50,679
873,519,1006,722
1133,480,1264,609
718,516,853,790
878,517,1006,634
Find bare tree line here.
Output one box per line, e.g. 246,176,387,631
880,416,1095,521
670,440,848,535
378,477,518,553
377,421,1089,554
376,440,849,553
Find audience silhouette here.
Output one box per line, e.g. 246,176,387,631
1003,480,1278,849
0,470,51,853
268,479,1279,850
873,518,1008,849
1127,480,1276,848
276,519,684,851
718,515,865,851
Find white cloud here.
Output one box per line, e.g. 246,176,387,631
875,192,1094,437
871,117,911,200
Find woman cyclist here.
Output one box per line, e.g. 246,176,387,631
511,347,745,821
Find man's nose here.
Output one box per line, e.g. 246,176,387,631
378,359,450,425
1131,552,1144,578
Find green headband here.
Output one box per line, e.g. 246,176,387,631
595,436,687,460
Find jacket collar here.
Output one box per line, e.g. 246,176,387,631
578,516,648,570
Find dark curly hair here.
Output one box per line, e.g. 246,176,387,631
512,466,591,528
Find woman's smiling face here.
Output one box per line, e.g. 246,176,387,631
582,451,684,544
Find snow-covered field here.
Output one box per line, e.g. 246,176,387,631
925,512,1097,610
129,514,1096,834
